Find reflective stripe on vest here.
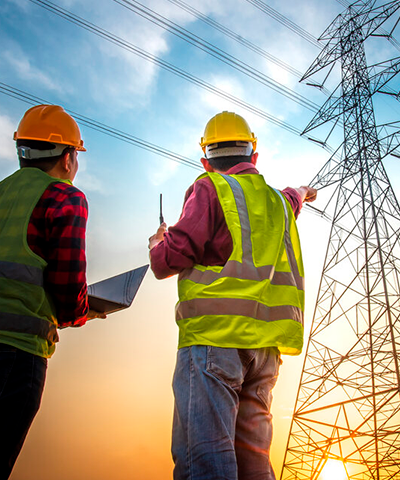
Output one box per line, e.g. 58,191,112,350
0,260,44,286
176,174,304,326
273,187,304,292
0,260,58,343
0,312,59,343
176,298,303,324
0,168,70,352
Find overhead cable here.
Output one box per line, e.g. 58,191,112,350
336,0,350,8
244,0,322,48
155,0,303,78
26,0,325,139
30,0,319,113
335,0,400,51
0,82,203,170
110,0,320,112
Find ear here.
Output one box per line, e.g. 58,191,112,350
251,152,258,166
201,157,215,172
59,150,72,173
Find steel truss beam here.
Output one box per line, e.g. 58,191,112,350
281,1,400,479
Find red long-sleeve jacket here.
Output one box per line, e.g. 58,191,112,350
27,181,89,327
150,163,303,279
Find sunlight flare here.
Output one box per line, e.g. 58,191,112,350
321,459,348,480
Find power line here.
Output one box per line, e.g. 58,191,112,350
335,0,400,51
156,0,304,78
244,0,322,48
335,0,350,8
30,0,320,113
0,82,203,170
104,0,321,112
26,0,326,140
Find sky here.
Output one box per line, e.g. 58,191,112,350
1,0,400,479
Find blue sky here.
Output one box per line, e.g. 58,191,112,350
0,0,343,282
1,1,400,479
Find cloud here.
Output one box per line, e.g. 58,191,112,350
195,74,248,113
4,0,174,113
190,74,276,140
0,114,17,164
43,0,207,113
146,154,180,186
1,48,66,94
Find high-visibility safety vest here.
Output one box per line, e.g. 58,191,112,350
176,172,305,355
0,168,70,358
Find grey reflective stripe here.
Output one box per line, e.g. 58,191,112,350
177,297,303,324
179,261,300,288
220,174,253,259
0,312,59,343
273,190,304,291
179,262,273,284
180,176,304,290
0,260,44,287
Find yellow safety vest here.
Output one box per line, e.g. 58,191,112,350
176,172,305,355
0,168,71,358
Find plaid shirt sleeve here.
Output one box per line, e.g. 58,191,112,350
27,182,89,328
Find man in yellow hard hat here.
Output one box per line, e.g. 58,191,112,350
0,104,104,479
149,111,316,480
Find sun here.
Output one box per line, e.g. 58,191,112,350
321,459,348,480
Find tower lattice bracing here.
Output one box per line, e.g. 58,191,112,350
281,1,400,479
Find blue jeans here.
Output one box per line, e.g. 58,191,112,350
0,344,47,479
172,346,281,480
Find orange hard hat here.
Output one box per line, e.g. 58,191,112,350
14,104,86,151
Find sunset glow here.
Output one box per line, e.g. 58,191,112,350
321,459,348,480
3,0,400,479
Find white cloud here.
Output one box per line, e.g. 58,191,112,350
0,114,17,164
1,49,66,94
192,75,276,143
267,62,291,85
86,18,169,111
146,154,180,186
5,0,175,113
196,74,247,113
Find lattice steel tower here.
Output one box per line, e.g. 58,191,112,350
281,1,400,479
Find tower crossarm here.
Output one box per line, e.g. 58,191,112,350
368,56,400,95
301,0,400,81
282,2,400,479
303,55,400,136
309,153,357,189
376,125,400,158
378,85,400,98
302,91,345,135
308,124,400,190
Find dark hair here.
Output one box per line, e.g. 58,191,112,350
17,139,73,172
208,154,253,172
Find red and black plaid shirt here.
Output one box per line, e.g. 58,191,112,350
27,181,89,328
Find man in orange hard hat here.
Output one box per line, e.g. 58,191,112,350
0,104,104,479
149,111,317,479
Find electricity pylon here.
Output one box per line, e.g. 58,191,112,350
281,1,400,479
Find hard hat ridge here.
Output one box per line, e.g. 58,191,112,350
14,104,86,152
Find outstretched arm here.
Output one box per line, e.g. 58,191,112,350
294,186,317,203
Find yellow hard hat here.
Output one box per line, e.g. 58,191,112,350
200,111,257,153
14,104,86,151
